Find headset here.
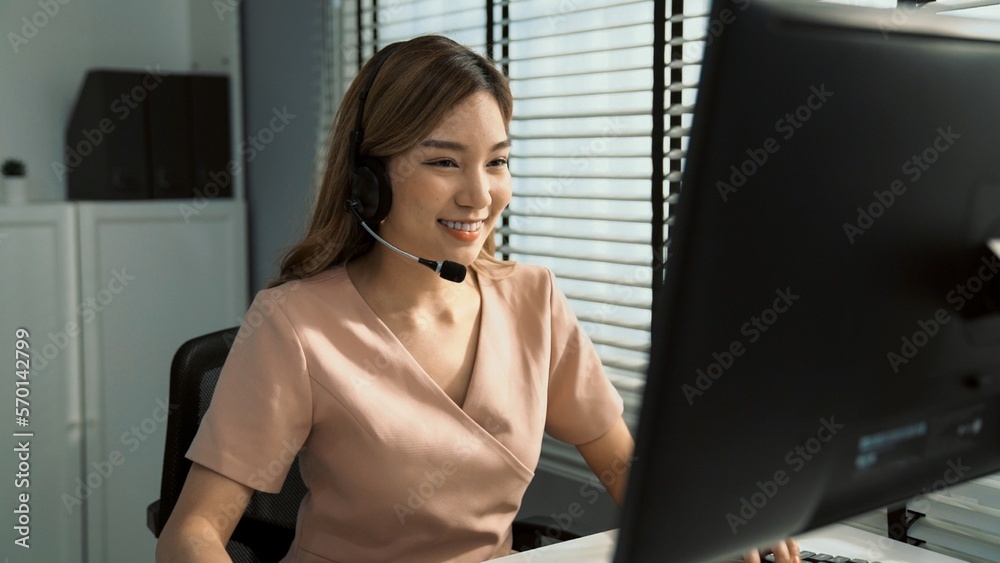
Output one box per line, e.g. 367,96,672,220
343,42,467,283
346,43,402,225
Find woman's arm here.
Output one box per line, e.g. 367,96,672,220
577,420,800,562
576,417,635,507
155,462,254,562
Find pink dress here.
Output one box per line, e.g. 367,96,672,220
187,262,624,562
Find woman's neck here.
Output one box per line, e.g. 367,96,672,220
345,246,479,326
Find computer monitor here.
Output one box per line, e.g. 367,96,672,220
615,1,1000,561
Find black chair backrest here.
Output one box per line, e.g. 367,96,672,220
155,327,308,563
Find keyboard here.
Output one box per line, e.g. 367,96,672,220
492,523,965,562
766,551,881,563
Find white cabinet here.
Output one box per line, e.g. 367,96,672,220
0,200,248,562
0,204,83,563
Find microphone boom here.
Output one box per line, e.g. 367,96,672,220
347,199,468,283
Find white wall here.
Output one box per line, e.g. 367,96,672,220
0,0,237,203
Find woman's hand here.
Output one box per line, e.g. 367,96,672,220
740,539,800,563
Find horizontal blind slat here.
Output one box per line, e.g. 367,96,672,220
511,129,650,139
499,42,652,63
504,210,649,223
549,269,651,289
515,107,652,120
577,316,650,332
564,290,650,311
513,151,650,159
505,0,650,24
587,334,650,353
501,227,649,245
503,246,650,267
508,21,652,43
511,171,650,181
509,192,649,202
360,4,483,25
596,355,648,374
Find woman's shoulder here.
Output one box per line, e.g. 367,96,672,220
250,265,352,313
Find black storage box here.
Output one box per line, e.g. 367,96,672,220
64,69,232,200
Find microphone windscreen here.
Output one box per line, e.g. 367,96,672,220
439,261,467,283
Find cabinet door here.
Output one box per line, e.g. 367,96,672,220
0,204,84,563
78,200,248,563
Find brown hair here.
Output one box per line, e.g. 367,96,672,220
269,35,513,288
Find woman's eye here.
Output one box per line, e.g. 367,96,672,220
428,159,457,168
490,157,509,168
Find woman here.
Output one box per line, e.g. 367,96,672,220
156,35,797,563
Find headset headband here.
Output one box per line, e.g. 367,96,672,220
350,43,402,167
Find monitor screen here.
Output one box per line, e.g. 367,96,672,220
615,1,1000,561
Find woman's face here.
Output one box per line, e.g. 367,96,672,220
379,91,511,267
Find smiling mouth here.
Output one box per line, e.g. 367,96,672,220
439,219,483,232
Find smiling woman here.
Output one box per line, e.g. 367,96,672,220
273,35,515,285
155,35,632,563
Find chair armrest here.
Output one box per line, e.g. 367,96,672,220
147,500,161,537
229,518,296,563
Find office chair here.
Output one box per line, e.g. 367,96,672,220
147,326,305,562
148,327,577,562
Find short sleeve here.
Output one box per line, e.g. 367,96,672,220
186,289,313,493
544,270,624,445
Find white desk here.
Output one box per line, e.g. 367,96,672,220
493,523,966,562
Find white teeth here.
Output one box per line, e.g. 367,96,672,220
441,220,482,232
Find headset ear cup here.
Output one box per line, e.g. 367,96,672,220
353,156,393,224
350,164,379,221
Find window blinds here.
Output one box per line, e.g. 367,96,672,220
501,0,661,480
502,0,656,419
